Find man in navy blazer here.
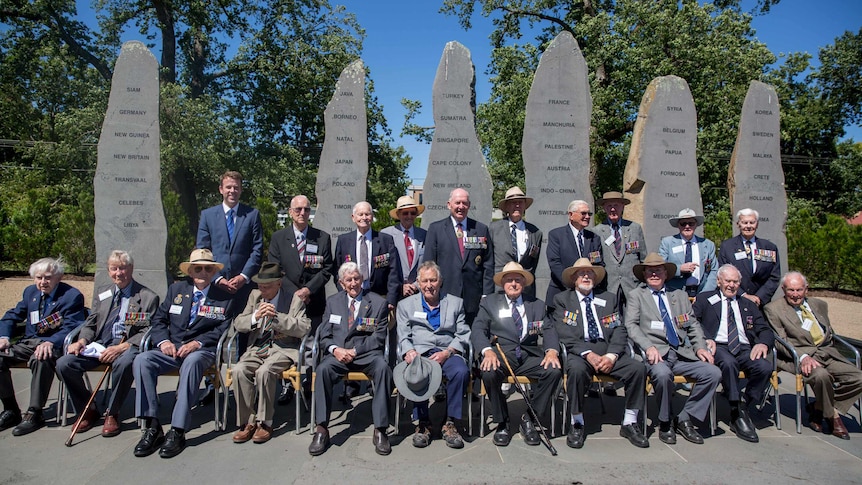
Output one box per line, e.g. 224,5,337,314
693,264,774,443
718,208,780,306
334,201,400,308
0,257,86,436
132,249,236,459
380,195,426,300
658,208,717,297
545,199,604,310
422,188,494,325
309,262,392,456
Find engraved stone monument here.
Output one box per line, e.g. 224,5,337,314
422,41,493,225
94,41,167,296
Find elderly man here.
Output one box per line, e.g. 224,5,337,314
309,262,392,456
132,249,236,458
659,208,717,298
764,272,862,440
0,257,86,436
423,188,494,325
546,199,604,310
592,191,646,309
397,261,471,449
473,262,560,447
381,195,427,300
718,208,781,306
693,264,774,443
625,253,721,445
553,258,648,449
231,262,310,444
56,250,159,437
489,187,543,299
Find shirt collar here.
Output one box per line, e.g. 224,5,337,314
222,202,237,214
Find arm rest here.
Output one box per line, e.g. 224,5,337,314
833,335,861,370
773,335,801,374
63,323,86,353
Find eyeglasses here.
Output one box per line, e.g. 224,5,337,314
678,220,697,227
291,207,311,213
572,211,593,216
400,211,418,217
645,268,666,275
190,265,216,274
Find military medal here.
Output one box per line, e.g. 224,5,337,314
174,295,183,304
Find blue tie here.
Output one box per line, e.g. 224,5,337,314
226,209,235,243
511,299,523,359
189,291,203,326
584,296,601,342
654,290,679,347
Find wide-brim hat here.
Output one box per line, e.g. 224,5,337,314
561,258,606,288
633,252,678,283
179,248,224,275
597,191,631,206
389,195,425,219
669,208,704,228
497,186,534,212
252,261,283,284
393,356,443,402
493,261,534,287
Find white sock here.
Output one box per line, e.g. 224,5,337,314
571,413,584,426
622,409,639,426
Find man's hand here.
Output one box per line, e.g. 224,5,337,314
159,341,177,358
401,283,418,297
403,349,418,364
706,339,716,355
177,340,202,359
542,349,561,370
228,275,246,291
67,340,86,356
0,337,9,351
696,348,714,364
100,343,130,364
750,343,768,360
742,293,761,306
255,301,277,321
333,347,355,364
679,262,699,274
216,278,234,293
429,349,451,364
33,341,54,361
480,349,500,371
800,355,821,376
646,346,663,364
295,287,312,305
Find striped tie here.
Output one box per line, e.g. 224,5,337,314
296,233,306,262
726,298,741,355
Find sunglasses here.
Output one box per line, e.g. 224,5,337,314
678,220,697,227
572,211,593,216
400,211,418,216
645,268,666,275
292,207,311,213
190,265,216,274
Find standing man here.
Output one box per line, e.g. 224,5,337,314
659,208,717,298
0,257,86,435
545,199,604,310
423,188,494,325
718,208,781,306
381,195,426,300
56,250,160,437
592,191,646,310
489,187,543,299
625,253,721,445
693,264,774,443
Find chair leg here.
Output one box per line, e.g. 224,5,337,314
709,393,716,435
479,387,486,438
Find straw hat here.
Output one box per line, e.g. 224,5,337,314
668,208,704,228
632,253,678,283
179,248,224,275
561,258,606,288
492,261,534,287
389,195,425,220
597,191,631,206
497,186,534,212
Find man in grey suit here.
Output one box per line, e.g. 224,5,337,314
658,208,717,298
56,250,159,437
489,187,542,299
381,195,427,300
592,191,646,310
625,253,720,445
397,261,471,449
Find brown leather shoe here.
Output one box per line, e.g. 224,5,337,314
102,414,121,437
832,415,851,440
232,423,257,443
77,407,100,433
806,404,824,433
252,423,273,444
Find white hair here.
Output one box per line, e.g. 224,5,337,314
567,200,589,212
736,208,759,221
29,257,65,278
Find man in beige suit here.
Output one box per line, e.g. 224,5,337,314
231,262,311,444
764,271,862,440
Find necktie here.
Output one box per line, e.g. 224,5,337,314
404,229,414,268
684,241,698,286
39,293,48,319
745,239,755,272
255,299,274,357
456,223,465,258
726,298,741,355
511,299,523,359
189,291,203,326
297,233,306,263
800,305,825,345
613,224,622,257
654,290,679,347
359,235,370,281
348,299,356,329
577,231,585,258
99,290,124,344
510,223,518,258
226,208,235,243
584,296,601,342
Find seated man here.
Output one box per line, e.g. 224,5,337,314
231,262,310,444
473,262,561,447
693,264,774,443
57,250,159,437
625,253,721,445
397,261,471,449
553,258,648,449
132,249,236,458
0,257,86,435
309,262,392,456
764,271,862,440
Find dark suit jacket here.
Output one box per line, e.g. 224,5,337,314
545,225,603,308
149,281,236,351
422,216,494,314
334,230,401,306
552,289,626,358
380,224,427,292
318,290,388,358
763,297,847,370
489,218,542,299
472,292,555,359
693,290,774,348
268,225,334,318
79,281,160,347
718,236,780,305
624,286,707,361
0,282,86,349
196,202,263,281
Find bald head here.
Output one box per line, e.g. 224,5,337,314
447,188,471,222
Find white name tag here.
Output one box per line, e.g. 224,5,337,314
30,311,40,324
169,305,183,315
651,320,665,330
735,251,748,260
604,234,616,247
413,311,427,320
499,308,512,319
802,319,814,331
708,294,721,305
329,314,342,325
99,290,113,301
307,243,318,254
593,298,607,308
672,245,684,254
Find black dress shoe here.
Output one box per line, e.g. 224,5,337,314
198,383,215,406
566,423,585,449
659,426,676,445
729,410,759,443
12,410,44,436
159,428,186,458
492,423,512,446
134,427,165,457
620,423,650,448
309,428,330,456
373,428,391,456
277,385,294,405
519,414,541,446
675,419,704,444
0,409,22,431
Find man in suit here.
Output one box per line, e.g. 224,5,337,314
397,261,471,449
545,199,604,310
230,262,310,444
659,208,717,298
693,264,774,443
489,187,543,300
334,201,400,308
132,249,236,458
473,262,560,447
309,262,392,456
56,250,160,437
553,258,648,449
381,195,427,300
625,253,721,445
0,257,86,436
718,208,781,306
422,188,494,325
592,191,646,310
764,271,862,440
